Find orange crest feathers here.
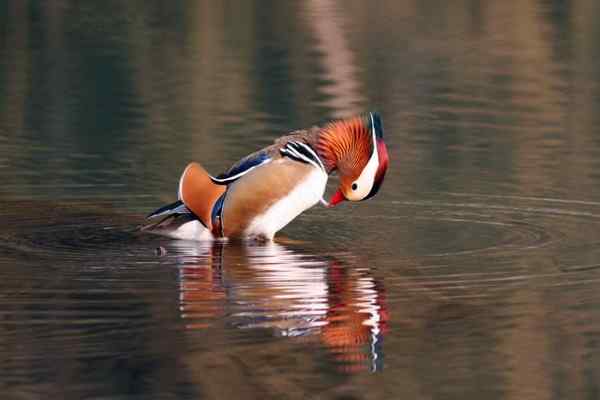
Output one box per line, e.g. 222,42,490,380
316,115,373,176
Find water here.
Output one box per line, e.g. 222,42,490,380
2,1,600,398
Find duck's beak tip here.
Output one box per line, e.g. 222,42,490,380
328,190,346,207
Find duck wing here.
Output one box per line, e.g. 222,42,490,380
210,151,272,185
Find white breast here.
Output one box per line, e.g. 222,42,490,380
243,168,328,240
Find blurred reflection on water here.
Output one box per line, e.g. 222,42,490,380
176,241,387,373
3,0,600,399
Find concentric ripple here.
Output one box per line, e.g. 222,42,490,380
0,200,389,375
2,193,600,387
365,193,600,306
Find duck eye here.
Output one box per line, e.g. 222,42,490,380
352,183,358,191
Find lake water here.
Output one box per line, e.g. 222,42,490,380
3,1,600,399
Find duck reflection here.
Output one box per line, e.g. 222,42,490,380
170,241,388,373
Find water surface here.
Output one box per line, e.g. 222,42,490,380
3,1,600,399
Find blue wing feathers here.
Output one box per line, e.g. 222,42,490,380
211,151,271,184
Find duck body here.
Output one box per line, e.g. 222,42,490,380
223,157,328,239
144,112,388,241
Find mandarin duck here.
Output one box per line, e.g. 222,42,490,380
144,112,389,241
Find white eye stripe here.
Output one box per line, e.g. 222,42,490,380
346,115,379,201
370,113,378,157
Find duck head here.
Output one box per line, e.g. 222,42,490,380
317,112,389,207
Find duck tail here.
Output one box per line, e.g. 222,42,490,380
146,162,226,232
146,199,190,220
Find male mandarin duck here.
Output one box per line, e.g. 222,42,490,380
144,112,389,241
